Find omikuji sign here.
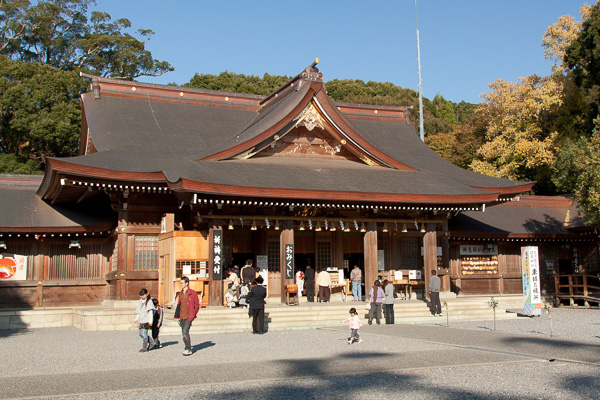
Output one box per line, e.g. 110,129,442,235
285,244,294,279
521,246,542,316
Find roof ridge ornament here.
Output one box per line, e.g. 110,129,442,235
295,103,326,131
297,58,323,90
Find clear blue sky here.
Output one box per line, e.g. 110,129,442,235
98,0,589,104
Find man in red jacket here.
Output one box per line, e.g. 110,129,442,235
175,276,200,356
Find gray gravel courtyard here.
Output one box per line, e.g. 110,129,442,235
0,308,598,399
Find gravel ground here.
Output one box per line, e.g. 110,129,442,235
52,362,599,400
424,308,600,342
0,308,598,400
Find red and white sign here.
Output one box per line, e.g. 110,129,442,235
0,254,27,280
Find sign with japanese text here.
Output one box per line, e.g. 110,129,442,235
285,244,294,280
212,229,222,280
0,254,27,281
460,245,498,255
521,246,542,316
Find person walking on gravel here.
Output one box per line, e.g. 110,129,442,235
175,276,200,355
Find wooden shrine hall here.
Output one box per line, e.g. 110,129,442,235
0,61,544,307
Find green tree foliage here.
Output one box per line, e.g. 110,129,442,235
0,0,173,79
553,121,600,224
553,2,600,224
425,111,487,170
183,71,290,96
0,55,84,165
0,153,42,173
184,73,476,139
564,3,600,132
0,0,174,172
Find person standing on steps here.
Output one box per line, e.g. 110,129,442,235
383,279,396,324
367,280,385,325
247,275,267,334
316,268,332,302
350,265,362,301
429,269,442,316
304,265,315,302
175,276,200,356
240,259,255,285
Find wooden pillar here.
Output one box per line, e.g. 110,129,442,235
441,219,451,293
280,220,294,303
209,220,224,306
364,222,378,295
334,230,344,271
423,222,437,300
116,205,128,300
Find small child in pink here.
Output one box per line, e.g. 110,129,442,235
341,307,363,344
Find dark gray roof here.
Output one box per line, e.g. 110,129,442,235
46,68,532,203
449,196,586,235
0,175,114,231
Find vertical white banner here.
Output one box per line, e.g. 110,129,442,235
521,246,542,316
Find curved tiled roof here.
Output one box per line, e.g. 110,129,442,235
39,65,533,204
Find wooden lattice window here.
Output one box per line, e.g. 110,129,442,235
176,260,208,278
316,240,331,271
134,236,158,270
48,243,103,280
401,238,419,268
267,238,280,272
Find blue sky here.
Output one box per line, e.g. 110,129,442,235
97,0,589,104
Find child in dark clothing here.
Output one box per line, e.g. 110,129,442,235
150,298,163,349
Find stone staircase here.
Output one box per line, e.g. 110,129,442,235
158,295,524,335
0,295,525,332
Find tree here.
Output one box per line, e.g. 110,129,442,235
184,71,290,95
542,4,593,74
553,2,600,224
431,94,457,124
426,110,487,170
0,55,84,166
469,75,563,191
0,0,173,79
564,3,600,131
553,120,600,225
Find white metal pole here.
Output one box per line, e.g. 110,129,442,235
415,0,425,142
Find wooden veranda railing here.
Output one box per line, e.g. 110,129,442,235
554,274,600,306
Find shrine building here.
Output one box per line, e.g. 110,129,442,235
1,61,596,308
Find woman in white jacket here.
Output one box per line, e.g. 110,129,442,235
134,288,155,352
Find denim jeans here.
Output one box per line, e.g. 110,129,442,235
138,327,149,341
352,282,362,300
179,319,192,351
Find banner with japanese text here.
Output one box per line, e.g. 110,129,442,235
521,246,542,316
0,254,27,281
212,229,222,280
285,244,294,280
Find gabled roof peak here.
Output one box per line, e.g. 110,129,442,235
260,59,323,106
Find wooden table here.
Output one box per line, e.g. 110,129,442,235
391,279,419,299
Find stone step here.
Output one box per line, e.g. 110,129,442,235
0,295,526,332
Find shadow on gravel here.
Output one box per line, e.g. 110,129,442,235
158,340,178,348
501,336,600,350
183,367,600,400
560,373,600,396
0,328,31,339
192,341,215,352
